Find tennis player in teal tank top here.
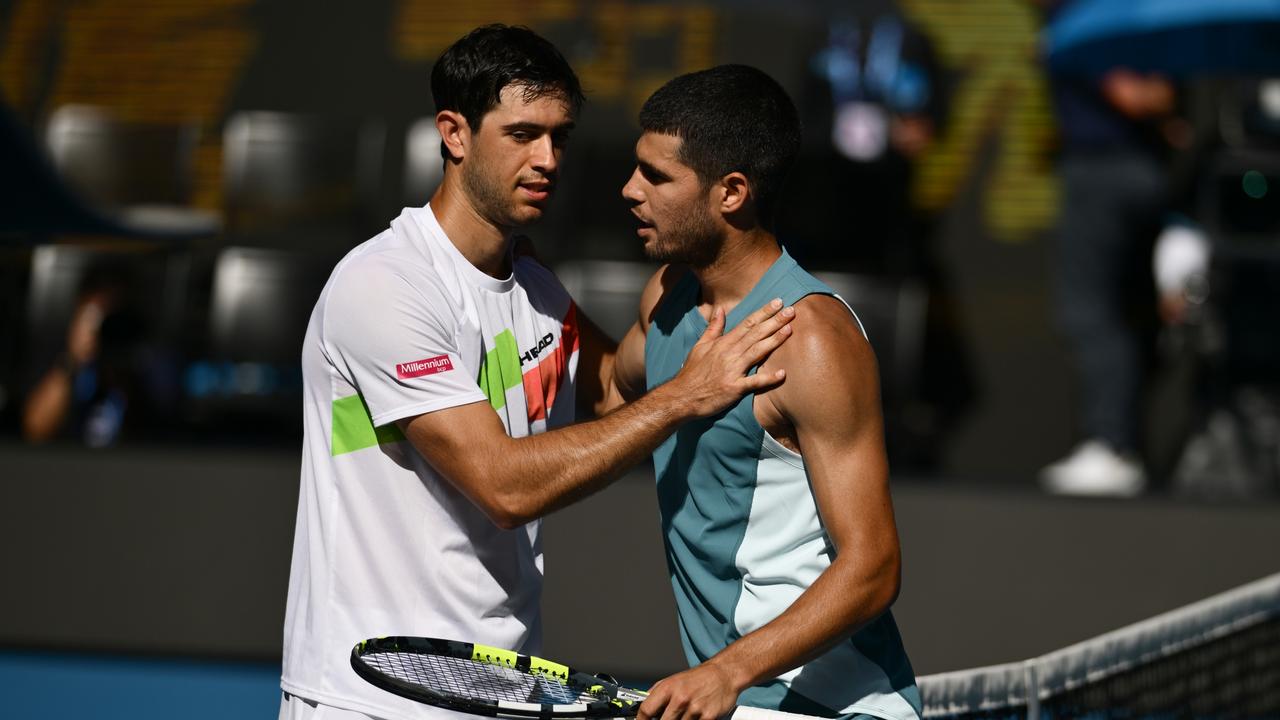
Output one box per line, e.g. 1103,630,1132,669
606,66,922,720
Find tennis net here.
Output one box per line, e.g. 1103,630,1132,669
917,572,1280,719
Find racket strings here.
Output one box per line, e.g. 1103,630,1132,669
365,651,605,706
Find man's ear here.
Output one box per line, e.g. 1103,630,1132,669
436,110,469,161
718,172,751,215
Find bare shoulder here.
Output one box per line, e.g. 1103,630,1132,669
759,293,880,416
773,293,874,369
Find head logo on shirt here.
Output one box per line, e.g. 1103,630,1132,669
396,354,454,379
476,304,580,424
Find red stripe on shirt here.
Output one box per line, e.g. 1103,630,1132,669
522,303,580,424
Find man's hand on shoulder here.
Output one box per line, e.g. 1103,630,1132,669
608,264,796,417
657,299,795,420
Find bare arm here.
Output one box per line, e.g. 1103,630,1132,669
400,298,794,529
22,362,77,442
638,295,902,720
602,265,687,413
23,296,105,442
573,307,621,418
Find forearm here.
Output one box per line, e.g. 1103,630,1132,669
409,300,793,529
466,381,693,527
709,552,900,692
490,305,790,520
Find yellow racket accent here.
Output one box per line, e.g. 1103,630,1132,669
529,657,570,681
472,644,519,668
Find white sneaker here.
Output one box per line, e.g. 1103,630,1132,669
1039,440,1146,497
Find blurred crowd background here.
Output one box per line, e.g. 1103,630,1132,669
3,0,1278,496
2,3,1280,713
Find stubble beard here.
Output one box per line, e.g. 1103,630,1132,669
461,156,535,231
643,203,722,268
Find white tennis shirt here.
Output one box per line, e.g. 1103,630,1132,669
281,204,580,719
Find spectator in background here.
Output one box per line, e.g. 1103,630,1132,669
22,263,148,447
1038,1,1185,496
782,6,975,472
784,7,943,273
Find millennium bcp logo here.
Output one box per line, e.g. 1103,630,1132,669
396,354,454,379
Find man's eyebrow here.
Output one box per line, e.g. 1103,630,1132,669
501,120,577,133
501,121,544,133
637,159,669,180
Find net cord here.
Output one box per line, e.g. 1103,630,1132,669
917,571,1280,719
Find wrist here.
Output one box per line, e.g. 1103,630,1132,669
647,378,698,424
705,652,755,695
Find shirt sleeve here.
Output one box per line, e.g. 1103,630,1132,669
323,257,486,427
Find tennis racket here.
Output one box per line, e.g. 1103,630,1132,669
351,636,649,718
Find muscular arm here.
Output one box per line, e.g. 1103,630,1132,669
399,298,793,530
573,307,621,418
602,265,687,413
639,295,901,720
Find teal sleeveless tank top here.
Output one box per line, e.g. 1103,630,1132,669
644,249,921,720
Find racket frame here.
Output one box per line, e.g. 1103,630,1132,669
350,636,647,719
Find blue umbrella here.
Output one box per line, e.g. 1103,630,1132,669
1046,0,1280,77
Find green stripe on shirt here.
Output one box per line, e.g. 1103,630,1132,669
331,394,406,456
477,329,522,410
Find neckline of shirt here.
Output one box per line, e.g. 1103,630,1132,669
414,203,517,294
684,249,797,332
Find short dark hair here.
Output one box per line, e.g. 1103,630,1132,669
431,24,584,136
639,64,801,229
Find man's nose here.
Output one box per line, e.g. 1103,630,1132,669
621,168,643,204
530,135,557,174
